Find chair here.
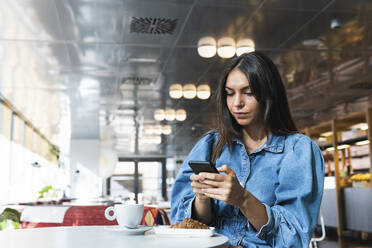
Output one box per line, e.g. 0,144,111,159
309,213,326,248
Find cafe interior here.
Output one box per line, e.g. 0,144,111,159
0,0,372,247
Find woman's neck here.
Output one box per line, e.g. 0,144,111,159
241,123,268,154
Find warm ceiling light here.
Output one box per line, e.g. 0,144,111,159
326,144,351,151
175,109,187,121
351,123,368,130
153,125,163,135
162,125,172,135
169,83,183,99
320,131,333,137
197,36,217,58
183,84,197,99
236,38,255,56
196,84,211,100
355,140,369,146
165,109,176,121
217,37,236,58
154,109,165,121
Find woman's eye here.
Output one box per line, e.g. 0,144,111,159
226,92,234,96
245,92,253,96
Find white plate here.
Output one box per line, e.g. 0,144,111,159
153,225,215,237
104,225,153,235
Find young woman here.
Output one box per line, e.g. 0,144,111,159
170,52,324,247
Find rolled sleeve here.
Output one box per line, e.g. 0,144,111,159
183,195,196,219
256,203,275,240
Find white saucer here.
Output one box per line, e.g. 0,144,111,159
104,225,153,235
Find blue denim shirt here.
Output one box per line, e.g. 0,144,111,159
171,131,324,248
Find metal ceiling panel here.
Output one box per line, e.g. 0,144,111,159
176,4,258,46
1,0,372,157
55,0,126,42
263,0,334,11
0,0,63,41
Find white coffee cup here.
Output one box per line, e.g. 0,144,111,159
104,204,144,228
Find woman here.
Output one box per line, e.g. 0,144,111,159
170,51,324,247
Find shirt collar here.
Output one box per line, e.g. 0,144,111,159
233,132,285,154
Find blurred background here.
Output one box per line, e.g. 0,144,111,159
0,0,372,246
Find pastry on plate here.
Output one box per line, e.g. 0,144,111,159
170,218,209,229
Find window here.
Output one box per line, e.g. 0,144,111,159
25,124,33,150
1,102,12,140
12,114,24,145
111,162,135,198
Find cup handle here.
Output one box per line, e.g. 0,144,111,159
104,206,116,221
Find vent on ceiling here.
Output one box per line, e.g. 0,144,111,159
349,82,372,90
121,77,152,85
130,17,178,35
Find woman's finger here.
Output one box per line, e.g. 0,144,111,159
217,165,237,177
191,181,214,189
199,172,225,181
198,179,223,187
190,174,205,181
201,187,228,195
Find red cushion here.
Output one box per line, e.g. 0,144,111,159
20,206,117,229
20,205,169,229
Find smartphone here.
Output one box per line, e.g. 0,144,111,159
188,161,219,174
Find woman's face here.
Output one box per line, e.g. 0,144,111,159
225,69,262,127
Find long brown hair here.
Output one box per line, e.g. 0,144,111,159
211,51,297,164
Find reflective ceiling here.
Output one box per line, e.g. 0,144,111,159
0,0,372,157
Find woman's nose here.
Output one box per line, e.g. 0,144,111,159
233,94,244,107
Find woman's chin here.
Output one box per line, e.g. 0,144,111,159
236,119,252,126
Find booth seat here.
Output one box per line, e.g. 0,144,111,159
19,205,170,229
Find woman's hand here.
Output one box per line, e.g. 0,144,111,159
190,173,214,200
199,165,246,206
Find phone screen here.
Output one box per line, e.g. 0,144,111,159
188,161,219,174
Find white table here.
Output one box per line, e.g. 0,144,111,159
0,226,229,248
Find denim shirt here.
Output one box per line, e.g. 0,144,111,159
171,131,325,248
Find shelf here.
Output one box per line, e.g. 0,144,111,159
319,135,368,150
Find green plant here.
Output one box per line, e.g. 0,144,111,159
49,144,60,162
0,208,20,230
38,185,61,200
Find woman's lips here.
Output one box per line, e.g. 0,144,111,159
234,112,249,118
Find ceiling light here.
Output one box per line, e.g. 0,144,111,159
175,109,187,121
153,125,163,135
197,37,217,58
302,39,322,46
326,144,350,151
169,83,183,99
165,109,176,121
154,109,165,121
320,131,333,137
351,123,368,131
355,140,369,146
183,84,197,99
128,58,158,63
318,137,327,143
236,38,255,56
162,125,172,135
217,37,236,58
196,84,211,100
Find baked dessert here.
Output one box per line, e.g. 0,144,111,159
170,218,209,229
